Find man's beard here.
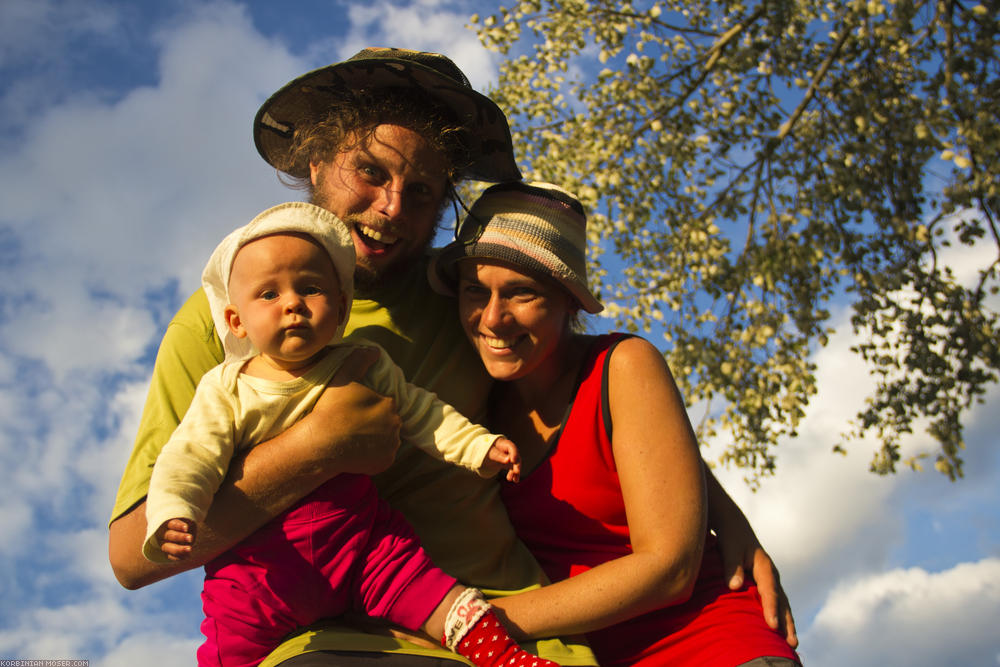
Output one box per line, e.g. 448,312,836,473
352,249,416,295
310,188,448,296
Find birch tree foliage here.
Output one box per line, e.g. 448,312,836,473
472,0,1000,483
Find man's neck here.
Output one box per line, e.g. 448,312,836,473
353,255,427,300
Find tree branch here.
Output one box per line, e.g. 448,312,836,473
777,22,851,140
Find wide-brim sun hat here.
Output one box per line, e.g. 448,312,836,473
254,47,522,183
428,181,604,314
202,202,356,361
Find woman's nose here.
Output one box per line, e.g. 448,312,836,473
481,295,507,328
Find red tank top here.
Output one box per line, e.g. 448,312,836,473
501,334,798,666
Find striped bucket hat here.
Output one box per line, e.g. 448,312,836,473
428,181,603,313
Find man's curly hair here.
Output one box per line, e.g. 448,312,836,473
277,86,472,192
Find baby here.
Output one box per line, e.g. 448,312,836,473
144,202,552,667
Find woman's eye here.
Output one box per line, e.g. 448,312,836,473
460,284,487,298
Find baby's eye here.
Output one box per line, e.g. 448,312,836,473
260,290,278,301
300,286,322,296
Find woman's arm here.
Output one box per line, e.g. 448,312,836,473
492,336,707,638
109,347,402,589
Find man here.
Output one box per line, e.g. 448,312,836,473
109,48,795,665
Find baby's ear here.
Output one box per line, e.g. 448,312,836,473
224,304,247,338
339,291,349,321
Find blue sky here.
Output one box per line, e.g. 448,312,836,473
0,1,997,665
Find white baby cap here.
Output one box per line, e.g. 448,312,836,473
201,202,356,361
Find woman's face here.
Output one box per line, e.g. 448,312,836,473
457,258,575,383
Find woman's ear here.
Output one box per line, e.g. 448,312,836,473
224,304,247,338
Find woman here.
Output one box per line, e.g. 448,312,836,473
429,181,801,666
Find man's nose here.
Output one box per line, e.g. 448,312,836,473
377,183,404,220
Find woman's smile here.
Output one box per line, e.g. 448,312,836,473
458,259,575,386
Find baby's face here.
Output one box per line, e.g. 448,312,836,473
227,233,346,371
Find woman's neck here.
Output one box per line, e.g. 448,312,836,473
509,332,589,422
490,332,591,473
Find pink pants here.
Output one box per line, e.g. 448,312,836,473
196,473,457,667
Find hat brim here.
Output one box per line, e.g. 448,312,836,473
254,57,521,183
427,242,604,315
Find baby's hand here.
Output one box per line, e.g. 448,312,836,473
487,437,522,483
157,518,197,561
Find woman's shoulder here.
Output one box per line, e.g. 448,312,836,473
604,333,664,368
602,335,676,400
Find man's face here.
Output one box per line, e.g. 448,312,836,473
309,124,450,291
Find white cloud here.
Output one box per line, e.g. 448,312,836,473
709,308,903,611
1,1,295,280
339,0,499,89
0,292,156,376
0,4,304,656
800,558,1000,667
708,266,1000,658
0,0,119,69
0,1,298,377
97,631,201,667
0,583,202,665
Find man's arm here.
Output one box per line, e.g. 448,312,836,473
108,290,401,589
705,467,798,648
110,374,401,587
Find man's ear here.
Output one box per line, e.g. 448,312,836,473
224,304,247,338
309,160,322,187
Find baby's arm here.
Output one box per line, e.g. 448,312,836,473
359,343,507,475
485,437,522,482
143,369,239,563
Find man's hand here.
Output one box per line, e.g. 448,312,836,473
109,345,401,590
718,536,798,648
305,345,402,476
705,467,798,648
